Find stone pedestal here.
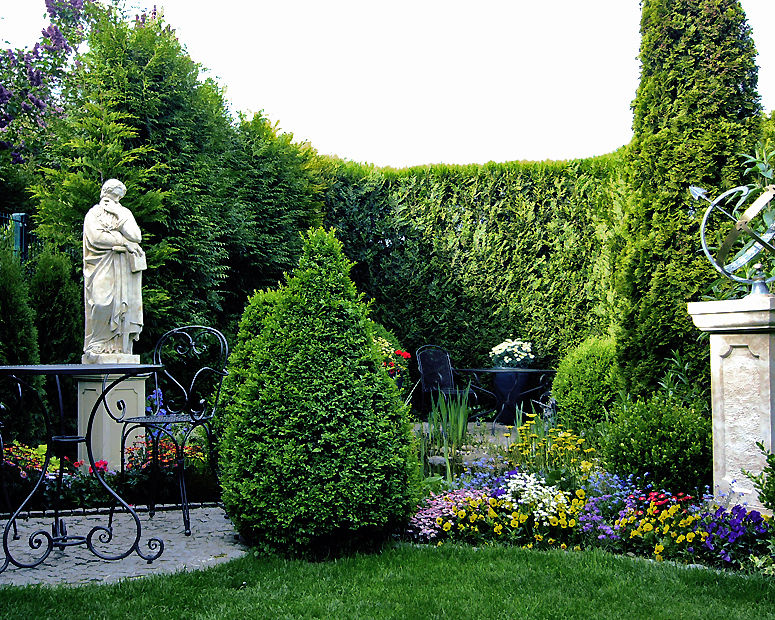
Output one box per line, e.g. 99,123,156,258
688,294,775,510
77,374,147,469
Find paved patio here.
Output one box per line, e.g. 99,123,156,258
0,505,247,587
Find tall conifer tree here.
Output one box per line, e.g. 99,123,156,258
616,0,761,392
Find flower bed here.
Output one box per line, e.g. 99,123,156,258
1,437,217,512
407,415,774,573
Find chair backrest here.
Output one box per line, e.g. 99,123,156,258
416,345,455,393
150,326,229,422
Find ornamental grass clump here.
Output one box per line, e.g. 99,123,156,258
219,228,416,558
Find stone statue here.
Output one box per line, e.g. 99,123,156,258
82,179,147,363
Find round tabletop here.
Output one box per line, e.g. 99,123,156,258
459,367,555,373
0,363,163,376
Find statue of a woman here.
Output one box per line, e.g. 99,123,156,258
82,179,146,362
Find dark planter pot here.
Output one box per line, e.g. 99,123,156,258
492,368,537,425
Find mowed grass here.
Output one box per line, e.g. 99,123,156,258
2,544,774,619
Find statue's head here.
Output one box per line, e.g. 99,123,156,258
100,178,127,201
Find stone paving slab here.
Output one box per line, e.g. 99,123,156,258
0,506,247,587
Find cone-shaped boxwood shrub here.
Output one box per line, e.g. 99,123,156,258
219,228,416,557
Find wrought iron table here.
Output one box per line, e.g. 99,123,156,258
458,367,555,426
0,363,164,572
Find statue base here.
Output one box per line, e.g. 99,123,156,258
688,295,775,512
81,353,141,364
76,373,147,469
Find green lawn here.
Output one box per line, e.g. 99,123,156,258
1,544,774,619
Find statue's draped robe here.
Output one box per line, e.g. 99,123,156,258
83,199,144,357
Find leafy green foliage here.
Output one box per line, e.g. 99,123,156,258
744,443,775,512
552,336,623,437
219,114,323,328
0,231,41,442
617,0,761,393
219,228,415,557
601,391,711,493
63,8,233,337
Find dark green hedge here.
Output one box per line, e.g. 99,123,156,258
323,155,623,371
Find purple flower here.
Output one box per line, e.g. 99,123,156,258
27,93,46,111
26,64,43,88
46,0,86,20
0,84,12,105
41,25,71,53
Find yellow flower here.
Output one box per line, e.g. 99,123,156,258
573,545,581,551
662,524,670,534
535,534,543,542
494,524,503,535
510,519,519,528
547,538,556,545
436,517,443,526
575,489,585,500
568,519,576,528
655,554,663,562
488,507,497,519
526,543,534,549
560,543,567,550
549,516,559,526
676,535,685,544
489,497,498,507
642,522,654,532
443,521,452,531
458,510,466,519
686,532,695,542
654,544,664,555
470,514,477,523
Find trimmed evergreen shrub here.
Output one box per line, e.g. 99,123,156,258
0,236,42,442
551,336,623,437
29,247,81,364
616,0,761,394
600,392,711,493
219,228,416,557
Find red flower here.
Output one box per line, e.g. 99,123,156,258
89,459,109,474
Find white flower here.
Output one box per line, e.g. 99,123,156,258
502,472,569,525
489,338,535,368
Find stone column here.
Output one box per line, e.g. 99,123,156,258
77,373,147,470
687,294,775,511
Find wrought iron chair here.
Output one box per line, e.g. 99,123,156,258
415,345,496,419
118,326,229,536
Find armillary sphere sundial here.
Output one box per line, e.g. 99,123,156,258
690,184,775,295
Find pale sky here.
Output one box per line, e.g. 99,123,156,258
2,1,774,168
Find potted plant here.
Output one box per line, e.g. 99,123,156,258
488,338,536,423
